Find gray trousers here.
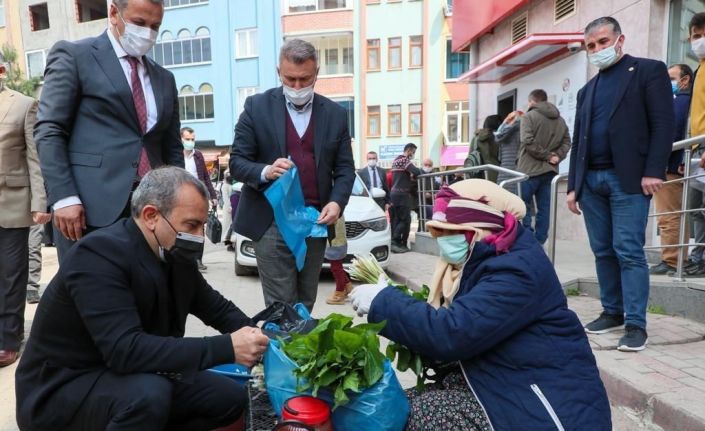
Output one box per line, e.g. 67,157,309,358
688,186,705,261
0,226,29,351
254,223,327,313
27,224,43,294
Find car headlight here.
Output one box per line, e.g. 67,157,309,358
360,217,387,232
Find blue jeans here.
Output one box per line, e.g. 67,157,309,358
579,169,651,329
520,171,555,244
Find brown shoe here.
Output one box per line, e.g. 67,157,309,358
326,290,348,305
344,282,354,295
0,350,18,367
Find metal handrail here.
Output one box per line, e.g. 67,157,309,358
415,165,528,232
547,134,705,281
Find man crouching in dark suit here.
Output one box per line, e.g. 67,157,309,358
15,167,269,431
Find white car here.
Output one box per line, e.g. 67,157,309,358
233,174,391,276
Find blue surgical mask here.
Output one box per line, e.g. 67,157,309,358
182,139,195,150
437,234,470,265
671,80,679,95
588,39,620,70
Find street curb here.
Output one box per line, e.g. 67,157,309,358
597,355,705,431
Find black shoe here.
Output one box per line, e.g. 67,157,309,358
684,262,705,277
26,290,40,304
197,260,207,271
683,259,700,272
226,244,234,252
617,325,648,352
584,312,624,334
649,261,676,275
391,244,407,254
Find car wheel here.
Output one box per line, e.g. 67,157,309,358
234,244,255,276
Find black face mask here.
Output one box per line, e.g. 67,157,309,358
153,213,204,265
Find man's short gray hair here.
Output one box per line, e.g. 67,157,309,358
584,16,622,36
131,166,208,218
113,0,164,11
279,39,318,65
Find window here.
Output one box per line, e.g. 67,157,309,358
178,83,214,121
26,50,46,79
554,0,576,22
367,39,380,71
387,105,401,136
445,101,470,145
288,0,348,13
409,35,422,67
235,28,258,59
336,98,355,138
667,0,705,69
388,37,401,69
165,0,208,7
237,87,257,117
150,27,211,67
0,0,6,27
75,0,107,23
408,103,422,135
367,106,380,137
511,13,528,45
29,3,49,31
302,35,352,75
446,40,470,79
444,0,453,15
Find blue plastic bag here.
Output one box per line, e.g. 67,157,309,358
264,166,328,271
263,310,410,431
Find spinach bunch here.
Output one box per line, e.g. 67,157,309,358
385,284,439,389
281,313,387,409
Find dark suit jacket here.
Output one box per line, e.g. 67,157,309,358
15,218,252,430
35,31,183,228
357,165,391,206
229,87,355,240
193,149,217,199
568,54,674,198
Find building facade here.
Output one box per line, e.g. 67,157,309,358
451,0,704,242
280,0,356,159
152,0,282,166
0,0,27,74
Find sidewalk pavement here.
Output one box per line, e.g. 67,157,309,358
386,245,705,431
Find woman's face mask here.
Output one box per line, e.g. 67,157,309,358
437,234,470,265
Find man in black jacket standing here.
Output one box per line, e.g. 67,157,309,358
15,167,269,430
567,17,674,351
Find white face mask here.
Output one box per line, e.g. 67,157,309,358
283,83,315,106
588,39,621,70
182,139,195,150
116,9,158,58
367,159,378,168
692,38,705,60
423,166,433,173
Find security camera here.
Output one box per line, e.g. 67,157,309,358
567,42,582,53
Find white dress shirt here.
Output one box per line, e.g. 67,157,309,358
184,150,198,178
54,29,158,211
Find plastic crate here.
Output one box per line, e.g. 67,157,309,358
247,382,278,431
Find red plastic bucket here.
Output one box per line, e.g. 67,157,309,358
279,395,333,431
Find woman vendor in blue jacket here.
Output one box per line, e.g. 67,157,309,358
350,179,611,431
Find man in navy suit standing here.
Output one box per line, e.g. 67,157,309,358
230,39,355,312
567,17,674,352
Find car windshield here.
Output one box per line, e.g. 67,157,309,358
351,176,369,197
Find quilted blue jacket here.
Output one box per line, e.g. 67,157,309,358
369,227,611,431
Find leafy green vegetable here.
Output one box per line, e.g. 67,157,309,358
281,313,387,409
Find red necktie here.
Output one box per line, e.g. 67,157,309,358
127,56,151,178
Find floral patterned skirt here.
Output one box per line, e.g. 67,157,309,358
405,370,491,431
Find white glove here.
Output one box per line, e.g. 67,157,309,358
350,274,389,317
